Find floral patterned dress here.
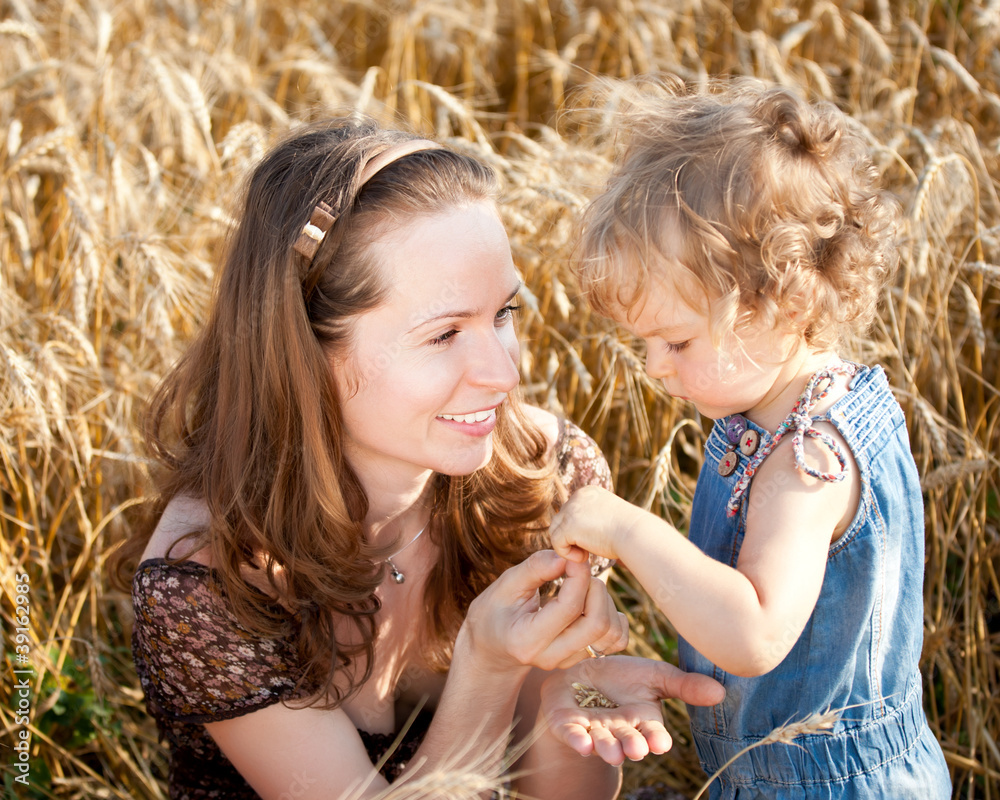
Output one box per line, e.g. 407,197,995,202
131,419,612,799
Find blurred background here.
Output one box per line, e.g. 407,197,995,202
0,1,997,797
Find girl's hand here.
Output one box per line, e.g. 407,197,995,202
549,485,642,564
540,655,725,765
461,550,629,673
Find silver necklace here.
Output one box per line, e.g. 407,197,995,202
385,523,428,584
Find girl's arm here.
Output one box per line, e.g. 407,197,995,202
551,429,859,677
206,551,629,799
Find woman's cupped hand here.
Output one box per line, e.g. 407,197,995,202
541,655,726,765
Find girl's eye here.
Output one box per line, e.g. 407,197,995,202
430,329,458,346
665,340,689,354
495,303,520,323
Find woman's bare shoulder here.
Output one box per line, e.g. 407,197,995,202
521,404,561,449
140,494,212,565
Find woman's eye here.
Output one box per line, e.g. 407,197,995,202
430,329,458,345
495,303,520,323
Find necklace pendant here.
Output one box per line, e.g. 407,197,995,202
383,518,429,585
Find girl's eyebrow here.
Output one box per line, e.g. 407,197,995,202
633,322,687,340
408,283,522,333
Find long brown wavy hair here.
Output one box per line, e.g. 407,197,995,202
111,118,561,706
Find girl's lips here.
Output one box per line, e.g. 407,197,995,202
436,407,498,436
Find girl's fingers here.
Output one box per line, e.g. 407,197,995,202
563,544,590,562
548,509,590,562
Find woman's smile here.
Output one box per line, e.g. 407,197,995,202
436,405,500,435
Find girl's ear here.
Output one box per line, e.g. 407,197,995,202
780,288,813,336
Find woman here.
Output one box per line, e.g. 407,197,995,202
113,119,721,799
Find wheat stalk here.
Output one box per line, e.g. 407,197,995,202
691,709,841,800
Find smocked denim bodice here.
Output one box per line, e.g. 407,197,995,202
679,365,951,799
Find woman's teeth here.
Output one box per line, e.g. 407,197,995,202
438,409,494,423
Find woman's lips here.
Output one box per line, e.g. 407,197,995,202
436,407,498,436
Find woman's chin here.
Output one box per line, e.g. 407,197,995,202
432,441,494,477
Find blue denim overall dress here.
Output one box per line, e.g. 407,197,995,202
678,365,951,799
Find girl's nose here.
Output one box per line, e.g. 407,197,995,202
645,347,673,380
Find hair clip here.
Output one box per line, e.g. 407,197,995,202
292,140,441,266
293,201,336,261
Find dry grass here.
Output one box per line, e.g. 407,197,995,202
0,1,997,798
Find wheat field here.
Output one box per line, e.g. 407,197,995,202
0,1,997,798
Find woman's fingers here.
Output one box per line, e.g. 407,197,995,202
540,657,719,766
588,723,626,766
563,716,671,766
525,558,596,645
593,585,629,654
635,719,672,756
558,720,596,757
534,569,627,669
474,552,638,672
613,722,652,762
499,549,571,599
647,661,726,708
477,552,611,669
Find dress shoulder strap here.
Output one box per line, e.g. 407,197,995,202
726,362,859,517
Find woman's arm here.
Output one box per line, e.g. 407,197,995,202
206,640,530,800
206,551,628,799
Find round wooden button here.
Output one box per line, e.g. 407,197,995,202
717,447,738,476
739,429,760,457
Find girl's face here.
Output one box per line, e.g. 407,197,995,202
333,202,522,491
622,275,800,422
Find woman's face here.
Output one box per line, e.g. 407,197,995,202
333,201,522,491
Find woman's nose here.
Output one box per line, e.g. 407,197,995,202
471,327,520,392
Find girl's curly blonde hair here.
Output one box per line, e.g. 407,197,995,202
576,77,901,351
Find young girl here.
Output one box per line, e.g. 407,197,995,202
547,80,952,798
